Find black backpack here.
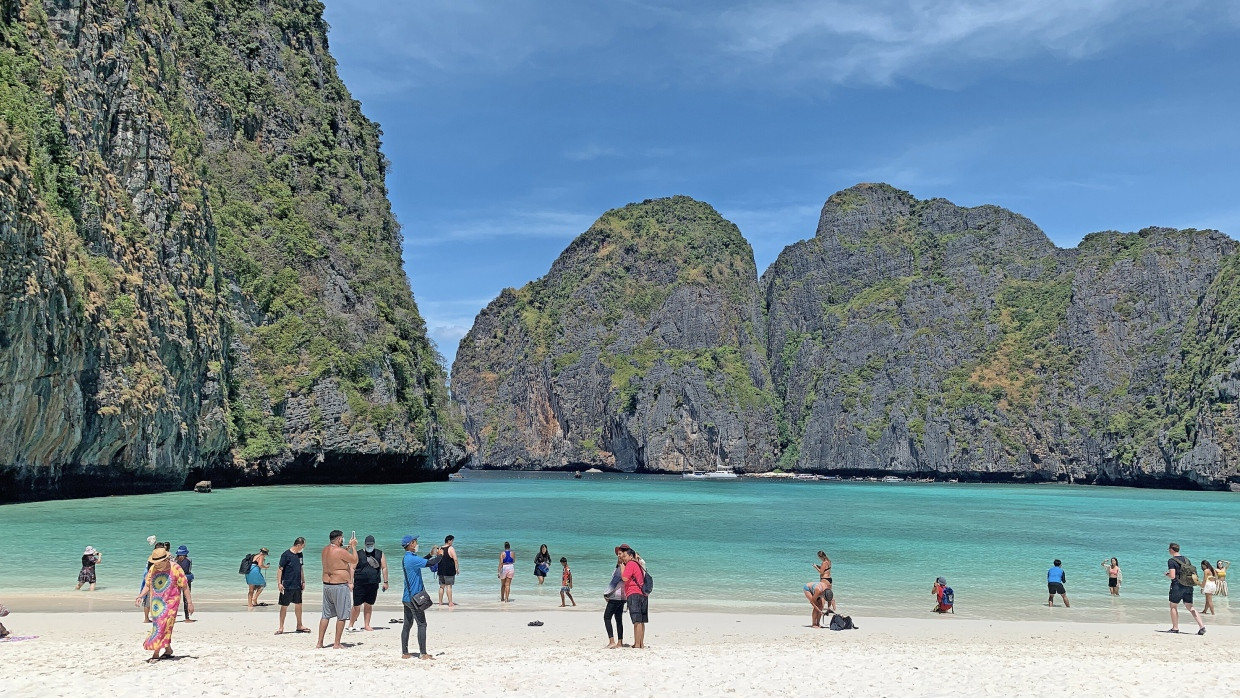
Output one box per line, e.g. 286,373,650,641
641,567,653,595
239,553,255,575
829,614,858,631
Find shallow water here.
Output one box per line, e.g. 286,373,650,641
0,472,1235,623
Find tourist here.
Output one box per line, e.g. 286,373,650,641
276,537,309,635
400,535,442,660
534,544,551,585
498,542,515,602
246,547,270,607
814,551,836,612
1100,557,1121,596
1200,560,1219,615
0,600,9,639
1165,542,1205,635
134,546,192,663
348,535,388,632
1046,559,1069,607
317,530,358,649
175,546,195,622
931,577,952,613
1217,560,1229,596
76,546,101,591
437,535,459,607
803,579,832,627
138,542,170,623
619,545,648,648
559,557,576,607
603,547,626,648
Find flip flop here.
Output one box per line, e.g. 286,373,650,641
527,621,544,627
295,628,311,633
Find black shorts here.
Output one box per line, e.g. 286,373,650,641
627,593,649,624
1108,577,1118,588
1047,582,1066,595
278,588,303,606
353,582,379,606
1169,583,1194,605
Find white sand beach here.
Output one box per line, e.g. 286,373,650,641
1,604,1237,697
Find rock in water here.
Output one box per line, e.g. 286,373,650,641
452,197,779,473
0,0,463,501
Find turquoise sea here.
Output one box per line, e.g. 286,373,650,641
0,472,1235,624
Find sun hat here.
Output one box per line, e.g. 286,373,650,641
148,548,170,564
176,545,189,556
401,535,419,547
83,546,98,556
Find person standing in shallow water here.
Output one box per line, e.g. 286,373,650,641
1101,557,1121,596
498,542,515,602
534,544,551,585
76,546,101,591
246,547,270,607
1046,559,1069,607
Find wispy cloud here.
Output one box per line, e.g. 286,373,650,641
403,209,596,247
715,0,1227,86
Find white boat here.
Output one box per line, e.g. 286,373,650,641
881,475,904,483
794,473,820,481
682,471,707,479
684,464,740,479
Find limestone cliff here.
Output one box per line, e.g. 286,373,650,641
0,0,463,501
452,196,779,473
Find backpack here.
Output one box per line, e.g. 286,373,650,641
1174,556,1199,586
239,553,255,575
940,586,954,609
640,567,654,595
829,614,858,630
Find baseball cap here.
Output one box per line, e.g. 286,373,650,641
364,535,376,545
401,535,419,547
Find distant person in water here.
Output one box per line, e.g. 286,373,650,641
603,546,627,648
814,551,836,612
175,546,195,622
246,547,270,607
1166,542,1205,635
76,546,101,591
498,542,515,602
559,557,576,607
437,535,459,607
534,544,551,585
1046,559,1069,607
1217,560,1229,597
1200,560,1219,615
1101,557,1121,596
276,537,309,635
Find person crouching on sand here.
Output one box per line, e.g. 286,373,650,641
803,579,832,627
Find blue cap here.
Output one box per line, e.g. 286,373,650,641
401,535,419,547
176,545,189,556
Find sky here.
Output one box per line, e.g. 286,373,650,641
319,0,1240,369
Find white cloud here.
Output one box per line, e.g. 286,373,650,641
402,209,597,247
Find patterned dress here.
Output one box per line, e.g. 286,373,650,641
143,563,187,651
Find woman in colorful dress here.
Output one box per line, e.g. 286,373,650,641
246,547,270,607
135,547,192,663
75,546,101,591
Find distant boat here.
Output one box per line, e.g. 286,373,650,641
682,471,708,479
820,475,841,481
882,476,904,483
684,463,739,479
794,473,820,481
449,472,465,481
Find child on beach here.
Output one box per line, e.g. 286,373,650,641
559,557,575,607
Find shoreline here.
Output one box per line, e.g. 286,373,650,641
1,609,1237,696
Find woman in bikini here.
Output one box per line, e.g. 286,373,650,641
1101,557,1121,596
1217,560,1229,597
498,542,515,602
814,551,836,612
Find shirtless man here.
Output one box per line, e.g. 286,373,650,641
317,530,358,649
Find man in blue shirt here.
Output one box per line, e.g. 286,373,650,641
1046,559,1070,607
401,535,442,660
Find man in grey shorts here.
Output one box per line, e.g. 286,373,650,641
317,529,358,649
437,534,459,607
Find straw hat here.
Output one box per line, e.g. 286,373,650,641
147,548,170,565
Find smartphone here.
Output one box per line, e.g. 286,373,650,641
351,530,356,542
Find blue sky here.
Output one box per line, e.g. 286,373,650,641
320,0,1240,368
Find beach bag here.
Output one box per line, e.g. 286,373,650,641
1174,556,1199,586
940,586,954,611
829,614,857,630
239,553,255,575
411,589,433,612
640,567,653,595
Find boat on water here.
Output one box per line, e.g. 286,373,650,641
683,464,740,479
794,473,820,481
820,475,841,481
882,475,905,483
